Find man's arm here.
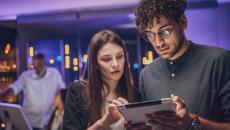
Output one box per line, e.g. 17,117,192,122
145,97,230,130
194,114,230,130
54,69,66,111
199,51,230,130
54,91,64,112
0,87,15,101
0,71,26,102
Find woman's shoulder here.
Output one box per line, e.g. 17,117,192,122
68,80,88,98
69,80,87,89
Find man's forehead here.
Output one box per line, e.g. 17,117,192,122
147,16,174,31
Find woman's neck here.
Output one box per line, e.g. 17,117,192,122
103,80,118,93
102,80,119,101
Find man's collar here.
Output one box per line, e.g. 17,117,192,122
31,68,48,79
164,41,194,65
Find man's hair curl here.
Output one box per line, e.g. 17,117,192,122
135,0,187,31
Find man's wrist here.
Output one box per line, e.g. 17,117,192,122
187,113,202,130
186,113,194,129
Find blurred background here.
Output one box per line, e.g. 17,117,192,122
0,0,230,128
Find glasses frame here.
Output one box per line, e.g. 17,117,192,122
142,23,176,43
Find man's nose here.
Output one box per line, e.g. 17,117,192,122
155,35,164,48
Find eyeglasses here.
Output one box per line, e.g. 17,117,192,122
142,23,175,42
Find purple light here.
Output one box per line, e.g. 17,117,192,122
79,63,83,68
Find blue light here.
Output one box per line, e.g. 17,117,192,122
80,57,84,62
56,56,62,62
133,63,139,69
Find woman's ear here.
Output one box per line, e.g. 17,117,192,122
179,14,187,30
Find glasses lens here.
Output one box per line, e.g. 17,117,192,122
159,29,170,38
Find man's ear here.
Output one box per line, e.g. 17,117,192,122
179,14,187,30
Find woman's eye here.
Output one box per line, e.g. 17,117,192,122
102,58,111,62
117,54,124,59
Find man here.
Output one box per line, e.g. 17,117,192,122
133,0,230,129
0,53,66,130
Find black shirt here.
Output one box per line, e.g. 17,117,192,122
140,42,230,121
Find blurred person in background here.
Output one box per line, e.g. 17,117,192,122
0,52,66,130
63,30,141,130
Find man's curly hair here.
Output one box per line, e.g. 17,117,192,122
135,0,187,31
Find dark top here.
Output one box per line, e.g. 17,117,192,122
140,42,230,122
63,81,141,130
63,82,89,130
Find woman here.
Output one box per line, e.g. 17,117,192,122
63,30,140,130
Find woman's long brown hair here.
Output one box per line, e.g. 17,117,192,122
87,29,135,125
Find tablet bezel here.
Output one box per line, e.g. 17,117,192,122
0,102,32,130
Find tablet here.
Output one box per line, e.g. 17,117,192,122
116,98,176,123
0,103,32,130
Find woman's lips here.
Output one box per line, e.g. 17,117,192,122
111,70,120,74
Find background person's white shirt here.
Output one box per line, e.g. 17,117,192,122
9,67,66,128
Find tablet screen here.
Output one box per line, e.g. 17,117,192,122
116,98,176,123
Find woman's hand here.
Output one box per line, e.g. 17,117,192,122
112,97,152,130
111,97,129,105
95,99,125,129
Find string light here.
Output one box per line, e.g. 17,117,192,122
72,58,79,71
64,44,70,55
142,50,154,65
29,47,34,57
73,66,79,71
49,59,55,64
148,51,154,61
64,44,71,69
142,57,147,65
5,43,11,54
73,58,78,65
65,56,70,69
12,64,16,69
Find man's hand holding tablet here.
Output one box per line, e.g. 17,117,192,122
117,96,192,130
